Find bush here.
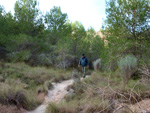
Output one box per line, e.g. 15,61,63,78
9,50,31,62
55,54,73,70
118,55,137,87
93,59,101,71
0,62,72,110
38,53,53,66
0,84,41,110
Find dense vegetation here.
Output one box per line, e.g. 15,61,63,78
0,0,150,112
0,62,71,111
0,0,104,112
47,72,150,113
45,0,150,112
0,0,104,68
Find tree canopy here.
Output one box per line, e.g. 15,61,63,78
105,0,150,40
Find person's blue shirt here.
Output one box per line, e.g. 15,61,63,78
78,56,89,67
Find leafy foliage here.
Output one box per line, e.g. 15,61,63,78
45,6,69,45
103,0,150,72
14,0,44,36
118,55,137,86
106,0,150,40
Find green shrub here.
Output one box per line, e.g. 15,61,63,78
118,55,137,87
9,50,31,62
46,103,59,113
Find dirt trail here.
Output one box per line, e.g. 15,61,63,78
28,79,74,113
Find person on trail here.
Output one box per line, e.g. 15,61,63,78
78,54,89,78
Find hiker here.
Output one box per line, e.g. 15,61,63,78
78,54,89,78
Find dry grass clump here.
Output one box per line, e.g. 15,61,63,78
46,71,150,113
0,62,71,111
36,85,48,94
46,98,111,113
0,62,71,87
0,103,27,113
0,62,71,84
0,83,41,110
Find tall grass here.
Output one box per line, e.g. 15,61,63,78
0,62,71,110
46,98,111,113
0,83,41,110
46,71,150,113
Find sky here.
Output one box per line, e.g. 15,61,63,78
0,0,106,31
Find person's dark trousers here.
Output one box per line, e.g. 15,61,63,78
82,66,86,78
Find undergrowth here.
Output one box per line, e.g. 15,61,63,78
0,62,71,110
46,71,150,113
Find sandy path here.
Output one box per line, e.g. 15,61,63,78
28,79,74,113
